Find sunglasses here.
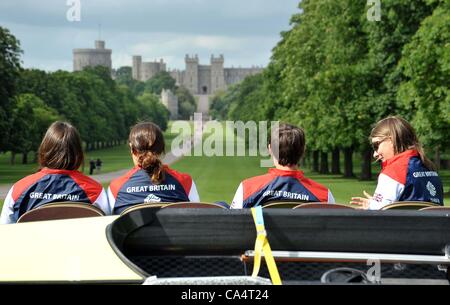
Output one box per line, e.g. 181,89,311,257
371,138,388,152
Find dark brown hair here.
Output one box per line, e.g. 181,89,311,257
129,122,165,184
269,123,306,166
370,116,436,170
38,121,84,170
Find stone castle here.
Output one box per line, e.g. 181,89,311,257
132,54,263,96
73,40,112,72
72,41,263,118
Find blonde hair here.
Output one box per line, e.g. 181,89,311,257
370,116,435,170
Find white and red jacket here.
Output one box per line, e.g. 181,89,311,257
231,168,335,209
368,150,444,210
0,168,109,224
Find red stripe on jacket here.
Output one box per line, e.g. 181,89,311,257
242,173,277,202
109,167,141,198
12,171,48,202
164,165,192,196
297,177,329,202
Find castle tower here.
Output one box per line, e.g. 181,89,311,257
210,54,226,94
161,89,178,120
73,40,112,72
132,55,142,81
185,54,199,95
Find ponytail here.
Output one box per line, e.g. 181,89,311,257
129,122,166,184
138,151,165,184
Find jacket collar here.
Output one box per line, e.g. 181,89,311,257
40,168,78,175
382,149,419,169
268,168,305,179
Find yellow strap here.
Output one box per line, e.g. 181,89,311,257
251,208,282,285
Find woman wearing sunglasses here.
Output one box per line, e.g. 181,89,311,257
350,116,444,209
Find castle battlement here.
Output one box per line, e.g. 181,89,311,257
185,54,199,63
210,54,224,64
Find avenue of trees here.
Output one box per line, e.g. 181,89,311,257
0,26,171,164
210,0,449,178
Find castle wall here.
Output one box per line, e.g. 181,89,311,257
131,57,167,82
224,68,263,86
141,62,162,81
198,65,211,94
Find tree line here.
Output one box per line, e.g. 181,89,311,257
0,26,175,164
211,0,449,179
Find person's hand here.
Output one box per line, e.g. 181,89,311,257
350,191,372,209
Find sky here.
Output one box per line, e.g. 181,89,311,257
0,0,301,71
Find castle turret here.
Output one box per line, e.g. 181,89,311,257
132,55,142,81
185,54,199,95
95,40,105,49
211,54,226,93
161,89,178,120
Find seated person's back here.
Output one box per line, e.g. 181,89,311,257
0,122,108,224
231,123,334,208
108,122,199,215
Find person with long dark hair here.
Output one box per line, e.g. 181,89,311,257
351,116,444,209
108,122,200,214
0,121,109,224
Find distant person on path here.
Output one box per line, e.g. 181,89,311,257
0,121,110,224
96,158,102,174
108,122,200,215
350,116,444,209
89,159,96,175
230,123,335,208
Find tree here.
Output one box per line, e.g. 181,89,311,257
8,94,59,164
144,71,176,95
0,27,22,151
176,86,197,120
115,66,134,87
137,93,170,131
397,0,450,167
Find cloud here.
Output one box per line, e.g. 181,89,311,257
0,0,300,71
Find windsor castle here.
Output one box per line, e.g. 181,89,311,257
132,54,263,96
73,40,263,118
